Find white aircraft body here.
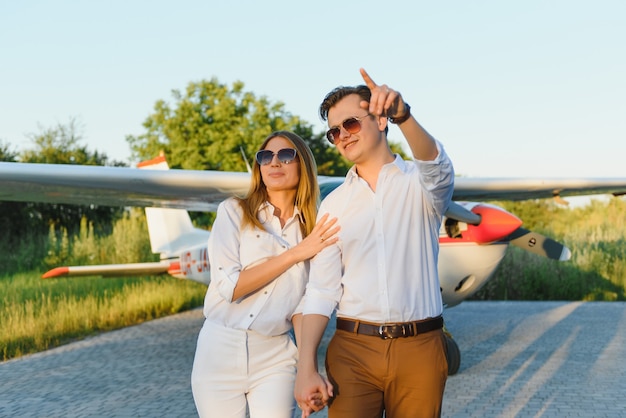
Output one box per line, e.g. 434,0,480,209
1,155,625,374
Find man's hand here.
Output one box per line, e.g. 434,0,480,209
295,370,334,417
360,67,437,160
359,68,407,120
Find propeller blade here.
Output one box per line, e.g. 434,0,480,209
445,201,481,225
445,201,571,261
506,227,571,261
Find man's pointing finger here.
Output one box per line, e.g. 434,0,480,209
360,68,377,89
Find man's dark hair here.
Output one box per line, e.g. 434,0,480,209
319,85,371,121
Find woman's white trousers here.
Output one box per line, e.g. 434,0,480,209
191,319,297,418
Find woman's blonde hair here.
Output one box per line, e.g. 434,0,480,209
237,131,319,237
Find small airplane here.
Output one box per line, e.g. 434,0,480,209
1,155,625,375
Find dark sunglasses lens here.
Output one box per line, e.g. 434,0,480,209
343,117,362,134
326,128,339,144
255,150,273,165
256,149,297,165
326,117,363,144
277,148,297,163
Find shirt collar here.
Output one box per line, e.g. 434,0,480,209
346,154,406,184
259,201,302,223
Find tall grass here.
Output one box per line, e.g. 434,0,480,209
0,231,48,275
472,197,626,301
1,209,207,361
45,208,158,267
1,272,206,361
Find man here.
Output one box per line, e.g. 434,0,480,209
294,68,454,418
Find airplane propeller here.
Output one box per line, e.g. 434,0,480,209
444,201,571,261
505,227,571,261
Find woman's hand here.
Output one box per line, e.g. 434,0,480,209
292,213,340,262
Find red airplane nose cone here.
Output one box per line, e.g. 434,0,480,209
465,204,523,244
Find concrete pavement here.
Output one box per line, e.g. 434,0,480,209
1,301,625,417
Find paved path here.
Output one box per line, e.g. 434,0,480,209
1,301,625,417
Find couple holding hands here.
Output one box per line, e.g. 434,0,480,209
191,68,454,418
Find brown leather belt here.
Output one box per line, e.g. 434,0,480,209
336,316,443,339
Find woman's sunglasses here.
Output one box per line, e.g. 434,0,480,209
326,114,371,144
255,148,298,166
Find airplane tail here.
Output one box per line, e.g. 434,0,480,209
43,155,213,284
137,155,211,259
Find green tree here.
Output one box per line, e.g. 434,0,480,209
20,118,125,166
19,118,126,236
0,140,18,162
0,141,37,242
125,78,353,228
126,78,350,176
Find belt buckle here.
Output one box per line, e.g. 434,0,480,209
378,325,389,339
378,324,407,339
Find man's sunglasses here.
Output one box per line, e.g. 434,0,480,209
326,114,371,144
255,148,298,166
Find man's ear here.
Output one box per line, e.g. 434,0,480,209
376,115,388,133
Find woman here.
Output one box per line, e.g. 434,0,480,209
191,131,339,418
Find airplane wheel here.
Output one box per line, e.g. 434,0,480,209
444,332,461,376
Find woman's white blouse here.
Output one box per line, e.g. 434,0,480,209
202,197,307,336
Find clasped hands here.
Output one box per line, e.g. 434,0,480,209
295,371,333,417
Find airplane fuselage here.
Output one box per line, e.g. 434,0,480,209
165,230,509,309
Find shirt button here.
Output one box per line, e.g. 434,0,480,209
249,314,254,317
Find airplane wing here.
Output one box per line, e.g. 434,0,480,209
0,159,250,212
1,160,626,209
452,177,626,201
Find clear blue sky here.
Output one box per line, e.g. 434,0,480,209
1,0,624,178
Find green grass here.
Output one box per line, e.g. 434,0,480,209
0,210,207,362
1,271,207,361
472,197,626,301
2,197,625,362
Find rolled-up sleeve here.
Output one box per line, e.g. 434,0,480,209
414,140,455,217
208,200,243,303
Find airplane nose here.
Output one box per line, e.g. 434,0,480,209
463,204,522,244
